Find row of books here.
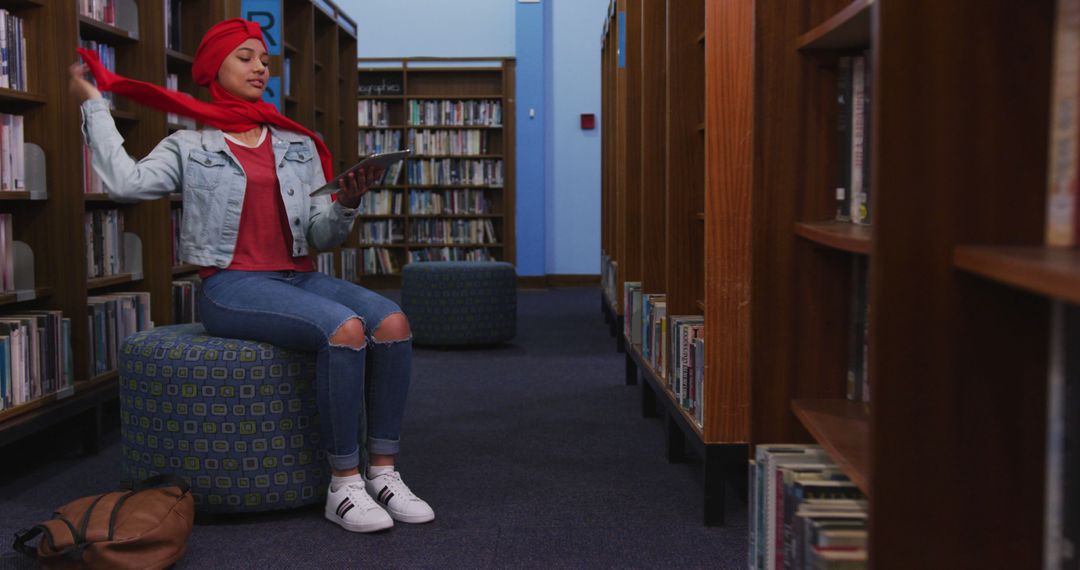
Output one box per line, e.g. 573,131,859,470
362,247,397,275
82,144,104,194
172,276,199,324
375,163,403,186
408,129,492,156
409,219,497,246
751,445,868,570
358,220,404,245
86,293,152,377
408,100,502,127
164,0,182,51
315,252,335,277
358,101,393,127
0,214,12,293
834,54,871,225
409,189,492,215
359,130,401,155
84,209,127,279
0,10,29,92
356,190,403,215
1046,301,1080,568
0,113,25,192
407,159,503,186
1046,0,1080,246
78,41,116,108
406,247,494,264
0,311,72,411
846,257,870,403
79,0,116,26
340,248,359,282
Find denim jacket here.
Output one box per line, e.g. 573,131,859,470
79,97,358,269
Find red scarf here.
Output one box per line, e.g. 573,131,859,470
77,18,334,181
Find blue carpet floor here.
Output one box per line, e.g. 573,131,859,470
0,287,746,569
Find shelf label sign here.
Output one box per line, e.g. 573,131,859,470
242,0,282,56
262,76,282,110
617,11,626,68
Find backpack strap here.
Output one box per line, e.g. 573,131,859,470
12,527,41,558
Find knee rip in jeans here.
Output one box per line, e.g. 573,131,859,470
328,316,366,351
371,311,412,345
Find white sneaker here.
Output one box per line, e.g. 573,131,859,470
366,471,435,524
325,481,394,533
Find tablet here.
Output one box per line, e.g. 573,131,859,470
309,149,412,197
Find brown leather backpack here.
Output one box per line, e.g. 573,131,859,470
12,474,194,570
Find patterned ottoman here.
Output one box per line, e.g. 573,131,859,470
401,261,517,346
118,323,329,514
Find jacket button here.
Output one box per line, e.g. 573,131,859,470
288,188,295,196
293,218,300,226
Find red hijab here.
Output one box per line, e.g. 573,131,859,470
77,18,334,181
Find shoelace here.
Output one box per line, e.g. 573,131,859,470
343,482,381,511
374,472,420,503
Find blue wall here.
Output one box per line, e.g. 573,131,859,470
338,0,515,58
336,0,606,277
546,0,607,275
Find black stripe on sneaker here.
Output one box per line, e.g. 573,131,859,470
381,492,395,505
377,487,390,503
336,498,351,517
340,503,355,518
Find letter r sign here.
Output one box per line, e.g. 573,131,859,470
242,0,282,56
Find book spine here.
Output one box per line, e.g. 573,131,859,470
835,56,852,222
849,56,867,224
1047,0,1080,246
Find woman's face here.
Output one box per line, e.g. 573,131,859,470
216,38,269,102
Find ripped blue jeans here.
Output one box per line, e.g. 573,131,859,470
197,269,411,471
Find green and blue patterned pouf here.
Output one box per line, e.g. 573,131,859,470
118,324,329,514
401,261,517,347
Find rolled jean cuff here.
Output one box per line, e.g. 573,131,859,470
326,447,361,471
368,437,400,456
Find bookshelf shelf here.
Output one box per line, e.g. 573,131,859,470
357,95,404,101
78,15,136,44
408,213,501,219
0,371,116,447
166,122,188,131
284,95,299,106
0,191,45,201
630,344,704,439
697,31,705,44
165,49,194,66
87,273,138,290
314,59,324,71
791,399,870,494
410,154,502,159
169,193,182,203
83,193,125,203
0,0,46,9
405,124,503,130
406,95,504,100
954,246,1080,305
795,0,872,51
171,264,198,275
0,88,45,107
793,221,873,255
357,243,407,248
0,286,52,306
695,212,705,221
284,41,298,54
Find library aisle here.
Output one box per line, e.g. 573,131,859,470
0,288,747,569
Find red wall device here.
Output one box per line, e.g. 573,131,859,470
580,113,596,130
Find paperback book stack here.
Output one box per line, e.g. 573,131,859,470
340,248,358,282
84,209,126,279
79,0,116,24
358,220,403,245
86,292,152,377
0,311,73,411
0,112,26,191
640,293,668,378
408,129,490,156
409,189,489,215
833,54,872,225
0,9,29,92
376,162,403,186
751,445,868,570
668,314,705,426
0,213,12,293
409,219,496,245
357,190,402,215
171,276,199,324
408,100,501,127
407,159,503,186
406,247,493,263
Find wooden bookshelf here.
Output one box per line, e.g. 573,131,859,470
749,0,1057,566
601,0,751,526
0,0,360,450
354,57,517,284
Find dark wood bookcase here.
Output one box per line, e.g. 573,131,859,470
0,0,358,449
601,0,752,526
354,57,516,289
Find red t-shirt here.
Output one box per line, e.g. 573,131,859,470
199,130,315,279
